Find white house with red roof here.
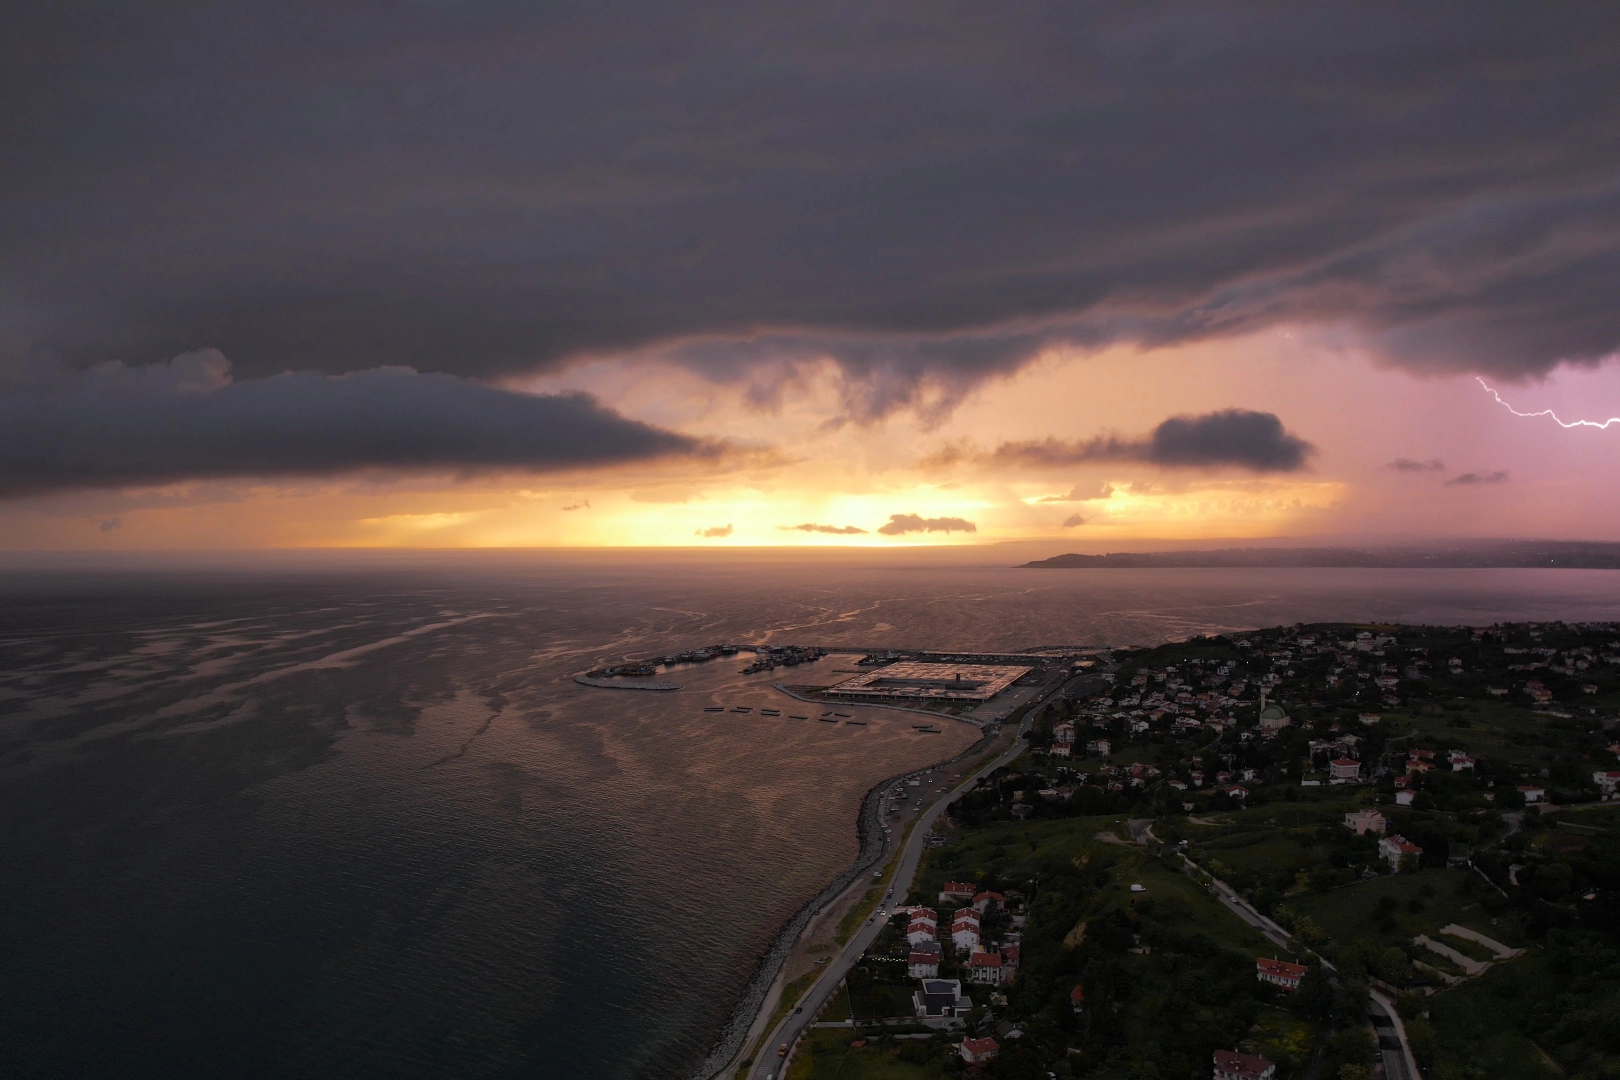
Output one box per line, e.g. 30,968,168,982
950,917,981,953
908,948,941,978
938,882,977,904
1329,758,1361,782
1379,834,1422,871
1518,785,1546,804
960,1036,1000,1065
1214,1050,1276,1080
1256,957,1308,991
1594,771,1620,797
972,891,1005,913
1002,943,1020,974
1070,984,1085,1014
1222,784,1250,800
907,919,938,945
1053,721,1076,744
967,949,1005,985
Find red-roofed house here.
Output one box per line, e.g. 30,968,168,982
972,891,1005,913
1330,758,1361,782
1594,771,1620,797
1379,834,1422,871
1256,957,1308,991
939,882,977,904
1070,984,1085,1014
960,1036,1000,1065
1214,1050,1276,1080
1519,785,1546,804
951,917,981,953
907,920,938,945
908,950,941,978
1002,944,1020,973
967,949,1005,985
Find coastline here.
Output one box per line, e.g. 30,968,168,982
688,702,997,1080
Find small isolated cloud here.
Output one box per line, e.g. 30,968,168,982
877,514,977,536
1445,471,1510,487
779,523,868,534
562,500,590,511
98,516,121,532
1062,513,1086,528
696,523,734,537
1038,480,1114,503
1385,458,1446,472
988,409,1314,474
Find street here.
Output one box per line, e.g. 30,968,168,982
738,717,1034,1080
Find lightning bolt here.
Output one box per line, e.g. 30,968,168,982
1477,377,1620,430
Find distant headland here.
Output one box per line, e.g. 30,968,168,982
1020,540,1620,570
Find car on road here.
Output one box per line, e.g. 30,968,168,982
778,1044,788,1057
794,1005,803,1013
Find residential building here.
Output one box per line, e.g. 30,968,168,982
912,978,971,1018
972,891,1005,913
967,949,1005,985
1256,957,1308,991
1087,739,1112,756
1593,771,1620,797
1053,721,1076,744
907,920,938,945
1379,834,1422,871
1222,785,1250,801
1049,742,1071,758
938,882,977,904
1330,758,1361,782
1395,789,1415,806
1070,984,1085,1014
1214,1050,1277,1080
1002,944,1020,974
960,1036,1001,1065
908,949,941,978
1519,785,1546,804
1343,809,1387,836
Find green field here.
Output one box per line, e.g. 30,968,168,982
1284,867,1524,963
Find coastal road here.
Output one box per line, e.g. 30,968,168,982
739,726,1031,1080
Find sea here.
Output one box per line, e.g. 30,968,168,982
5,550,1620,1079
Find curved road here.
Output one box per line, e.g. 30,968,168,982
740,723,1032,1080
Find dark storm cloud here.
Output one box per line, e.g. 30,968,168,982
878,514,977,536
991,410,1314,473
1445,471,1510,487
780,523,868,535
1385,458,1446,472
0,352,709,497
2,2,1617,424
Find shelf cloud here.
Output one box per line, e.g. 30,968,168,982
3,5,1617,424
0,352,711,497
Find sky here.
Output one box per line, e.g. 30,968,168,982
3,3,1620,550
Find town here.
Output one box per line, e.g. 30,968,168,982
774,621,1620,1080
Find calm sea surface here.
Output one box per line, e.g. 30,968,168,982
5,553,1620,1079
